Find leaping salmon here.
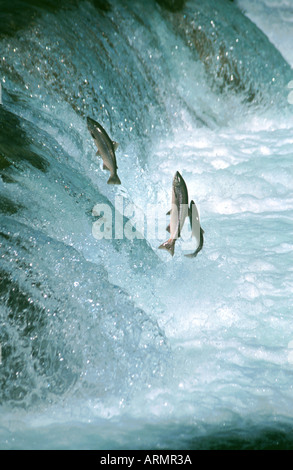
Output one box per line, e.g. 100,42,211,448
158,171,189,256
185,200,204,258
87,116,121,185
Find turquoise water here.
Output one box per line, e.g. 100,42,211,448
0,0,293,449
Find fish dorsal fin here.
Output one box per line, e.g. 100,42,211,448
166,224,170,233
112,141,119,151
103,163,110,171
96,150,101,157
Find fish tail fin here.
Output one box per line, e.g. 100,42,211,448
184,251,199,259
107,174,121,185
158,239,175,256
185,228,204,259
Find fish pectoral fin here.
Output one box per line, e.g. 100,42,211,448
166,224,171,233
166,209,172,216
103,163,111,171
112,141,119,151
96,150,101,157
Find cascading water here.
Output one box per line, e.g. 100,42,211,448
0,0,293,449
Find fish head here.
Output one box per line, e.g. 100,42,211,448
87,116,95,128
87,117,99,137
173,171,183,188
173,171,188,203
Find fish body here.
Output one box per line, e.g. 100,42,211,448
185,200,204,258
159,171,189,256
87,116,121,184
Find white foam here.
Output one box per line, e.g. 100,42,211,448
237,0,293,67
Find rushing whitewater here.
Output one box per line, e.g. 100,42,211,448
0,0,293,449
